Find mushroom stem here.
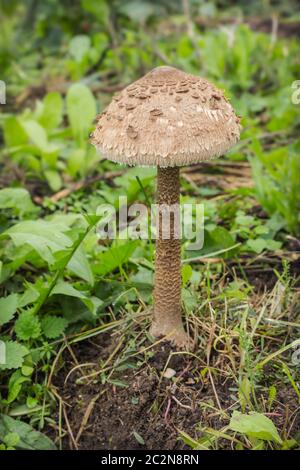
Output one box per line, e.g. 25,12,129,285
150,167,190,348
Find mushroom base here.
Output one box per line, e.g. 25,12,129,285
150,315,191,349
151,167,191,349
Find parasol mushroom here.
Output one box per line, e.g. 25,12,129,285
91,66,240,349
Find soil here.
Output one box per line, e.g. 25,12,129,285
50,330,300,450
50,335,230,450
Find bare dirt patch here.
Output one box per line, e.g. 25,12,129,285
49,332,300,450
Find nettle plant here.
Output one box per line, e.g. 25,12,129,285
91,65,240,348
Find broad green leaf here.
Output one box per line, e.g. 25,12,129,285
235,214,256,227
51,280,89,299
130,267,153,302
6,370,30,404
67,148,86,177
41,316,68,339
51,281,102,314
246,238,268,254
0,293,18,326
229,411,282,444
44,169,62,191
186,226,237,259
0,188,37,217
21,365,34,376
5,218,93,283
94,241,138,277
21,120,59,155
37,92,63,130
119,0,159,23
80,0,109,23
246,238,281,254
69,35,91,62
182,288,198,311
66,83,96,144
18,284,40,308
67,245,94,285
60,297,98,324
4,220,73,264
0,415,56,450
3,116,28,148
0,341,28,370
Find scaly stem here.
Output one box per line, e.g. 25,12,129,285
150,167,190,348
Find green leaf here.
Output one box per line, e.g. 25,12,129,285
51,281,102,314
67,244,94,285
182,288,198,312
51,280,88,299
21,119,59,155
26,396,38,409
3,117,28,148
189,226,237,259
18,284,40,308
0,188,37,217
15,311,42,341
69,35,91,62
3,220,73,265
94,241,138,277
21,365,34,376
119,0,158,23
130,267,153,302
60,297,96,324
235,214,256,227
181,264,193,287
37,92,63,130
0,341,28,370
41,316,68,339
246,238,267,254
267,239,282,251
0,415,56,450
132,430,145,445
229,411,282,444
4,432,19,448
246,238,281,254
6,370,30,404
80,0,109,24
44,169,62,191
0,293,18,326
66,83,96,144
67,148,86,177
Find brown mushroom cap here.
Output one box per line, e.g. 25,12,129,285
91,66,241,167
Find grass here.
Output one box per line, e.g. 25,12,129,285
42,270,299,450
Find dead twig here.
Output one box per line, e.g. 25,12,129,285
172,395,192,410
75,393,102,444
63,406,78,450
49,170,124,203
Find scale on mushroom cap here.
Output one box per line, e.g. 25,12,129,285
91,66,241,349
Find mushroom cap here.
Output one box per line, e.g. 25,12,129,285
91,66,241,167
